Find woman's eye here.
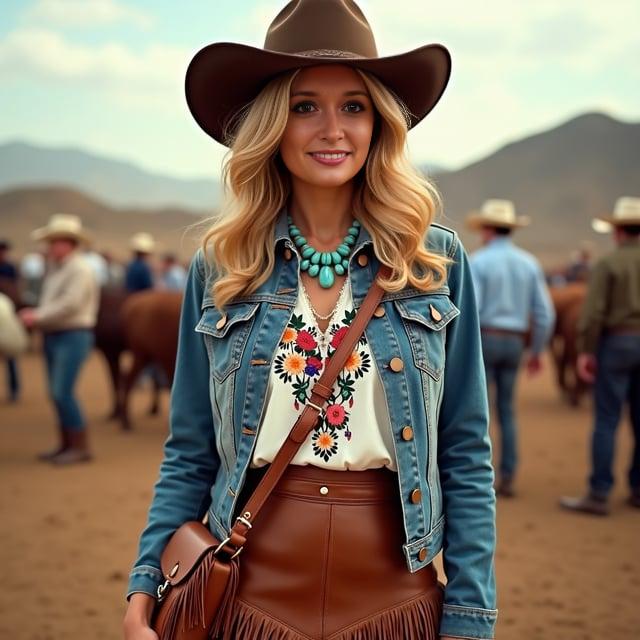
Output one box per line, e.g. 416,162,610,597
292,101,316,113
344,101,365,113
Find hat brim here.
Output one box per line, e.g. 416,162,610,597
592,215,640,233
31,228,90,244
185,42,451,145
465,213,531,231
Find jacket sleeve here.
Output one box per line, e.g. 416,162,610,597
529,261,555,355
576,258,610,354
437,234,498,639
126,250,220,599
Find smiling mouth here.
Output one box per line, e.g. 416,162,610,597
308,151,351,164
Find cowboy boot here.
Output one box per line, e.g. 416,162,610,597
37,427,71,461
559,492,610,516
495,475,515,498
49,429,93,465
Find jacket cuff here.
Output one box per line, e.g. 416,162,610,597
439,604,498,639
126,565,163,601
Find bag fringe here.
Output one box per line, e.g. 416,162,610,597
158,551,217,640
214,589,443,640
209,557,240,639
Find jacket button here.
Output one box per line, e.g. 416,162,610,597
418,548,428,562
216,315,227,330
284,248,293,261
389,357,404,372
430,304,442,322
410,488,422,504
401,426,414,441
357,254,368,267
319,486,329,495
373,305,385,318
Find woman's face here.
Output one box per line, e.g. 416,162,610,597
279,64,375,189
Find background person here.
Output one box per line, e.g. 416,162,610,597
561,196,640,515
467,199,555,497
18,214,100,465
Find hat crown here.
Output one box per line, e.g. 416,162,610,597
481,199,517,223
130,232,156,252
264,0,378,58
613,197,640,220
48,213,83,231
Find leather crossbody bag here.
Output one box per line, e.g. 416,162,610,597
151,264,391,640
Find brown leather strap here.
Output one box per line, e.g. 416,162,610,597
223,264,391,553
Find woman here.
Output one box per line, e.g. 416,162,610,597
124,2,496,639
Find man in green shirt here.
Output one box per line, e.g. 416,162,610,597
561,197,640,515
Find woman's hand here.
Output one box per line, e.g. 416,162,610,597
123,593,159,640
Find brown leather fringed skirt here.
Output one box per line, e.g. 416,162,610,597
221,464,444,640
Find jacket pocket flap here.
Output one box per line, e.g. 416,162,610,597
394,294,460,331
196,301,260,338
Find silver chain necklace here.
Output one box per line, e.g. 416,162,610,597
300,276,349,348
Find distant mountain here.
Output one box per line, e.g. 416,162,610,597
433,112,640,264
0,186,212,262
2,112,638,266
0,141,220,211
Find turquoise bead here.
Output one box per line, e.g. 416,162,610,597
341,259,349,270
337,244,350,256
331,251,342,264
310,252,321,265
334,264,345,275
308,264,320,277
302,246,315,259
353,220,361,227
294,236,306,247
321,252,332,265
319,266,335,288
348,226,359,236
301,259,310,271
344,235,355,246
289,227,301,237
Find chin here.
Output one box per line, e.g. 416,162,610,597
302,171,359,189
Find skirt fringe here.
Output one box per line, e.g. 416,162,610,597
219,589,443,640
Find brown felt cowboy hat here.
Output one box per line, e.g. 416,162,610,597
185,0,451,145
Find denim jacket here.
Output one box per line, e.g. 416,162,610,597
127,209,498,639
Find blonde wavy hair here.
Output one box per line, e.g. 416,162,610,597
203,66,451,311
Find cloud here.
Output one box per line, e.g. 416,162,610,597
0,27,190,114
24,0,154,30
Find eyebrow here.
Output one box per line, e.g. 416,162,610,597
290,90,370,98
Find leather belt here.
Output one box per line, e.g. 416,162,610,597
481,327,527,338
606,326,640,336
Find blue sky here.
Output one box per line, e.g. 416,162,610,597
1,0,638,180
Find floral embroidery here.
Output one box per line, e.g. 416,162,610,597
274,306,371,461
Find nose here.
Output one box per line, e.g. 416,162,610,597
320,108,344,143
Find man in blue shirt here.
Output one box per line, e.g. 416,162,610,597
125,232,155,293
467,200,555,497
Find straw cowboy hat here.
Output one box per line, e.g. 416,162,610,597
31,214,90,243
185,0,451,145
465,199,531,231
130,232,156,254
591,197,640,233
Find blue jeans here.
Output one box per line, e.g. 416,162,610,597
481,333,525,479
43,329,94,431
6,358,19,400
590,334,640,496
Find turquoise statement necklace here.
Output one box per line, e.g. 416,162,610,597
287,215,360,289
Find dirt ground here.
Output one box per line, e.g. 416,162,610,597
1,350,638,639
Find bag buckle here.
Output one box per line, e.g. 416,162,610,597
214,536,243,560
156,562,179,601
306,400,324,416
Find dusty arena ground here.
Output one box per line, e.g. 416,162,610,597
1,350,638,639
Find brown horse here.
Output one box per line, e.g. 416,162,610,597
549,283,589,406
117,290,182,430
94,287,164,423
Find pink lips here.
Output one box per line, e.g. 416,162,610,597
308,151,351,166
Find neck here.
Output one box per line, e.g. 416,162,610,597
288,180,355,247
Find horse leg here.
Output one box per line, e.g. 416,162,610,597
118,353,149,431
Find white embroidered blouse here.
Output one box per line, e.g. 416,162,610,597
251,276,397,471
